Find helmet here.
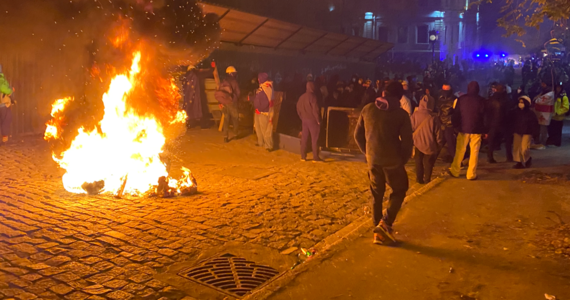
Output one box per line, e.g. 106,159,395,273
226,66,237,74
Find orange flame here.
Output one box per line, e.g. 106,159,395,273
45,51,192,196
45,97,73,140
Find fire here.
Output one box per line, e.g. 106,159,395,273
44,97,73,140
45,51,196,197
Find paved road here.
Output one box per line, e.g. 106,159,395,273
269,144,570,300
0,129,431,300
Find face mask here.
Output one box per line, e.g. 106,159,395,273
518,103,525,109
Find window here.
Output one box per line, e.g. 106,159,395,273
397,27,408,43
417,25,428,44
377,27,389,42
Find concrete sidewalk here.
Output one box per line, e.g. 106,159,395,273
268,143,570,300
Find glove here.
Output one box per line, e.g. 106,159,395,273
211,61,216,68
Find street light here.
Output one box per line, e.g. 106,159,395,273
429,30,438,63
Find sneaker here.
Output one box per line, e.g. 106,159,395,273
300,158,307,162
531,144,546,150
487,158,497,164
513,162,525,169
525,157,532,168
373,220,396,243
224,137,229,143
373,233,385,245
467,177,478,181
416,179,425,184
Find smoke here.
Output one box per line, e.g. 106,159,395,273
0,0,220,149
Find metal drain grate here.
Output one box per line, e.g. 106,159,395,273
178,253,280,298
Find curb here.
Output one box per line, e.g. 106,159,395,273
244,174,449,300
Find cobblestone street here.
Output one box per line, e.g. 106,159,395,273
0,130,426,300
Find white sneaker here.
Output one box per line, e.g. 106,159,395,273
531,144,546,150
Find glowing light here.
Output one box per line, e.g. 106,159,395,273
45,51,193,196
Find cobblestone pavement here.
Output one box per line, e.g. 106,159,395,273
0,130,423,300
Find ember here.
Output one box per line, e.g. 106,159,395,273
44,51,197,197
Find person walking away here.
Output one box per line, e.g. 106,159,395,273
215,66,241,143
411,96,444,184
546,83,569,147
0,64,13,144
297,82,322,162
449,81,487,180
532,81,554,149
354,81,413,245
511,96,539,169
252,73,274,151
484,84,508,163
437,84,457,162
420,87,436,112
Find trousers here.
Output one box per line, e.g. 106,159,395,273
0,106,12,138
368,164,409,227
254,113,273,150
301,120,320,160
414,147,437,184
513,133,532,163
546,120,563,147
222,103,239,138
450,133,482,180
442,126,456,158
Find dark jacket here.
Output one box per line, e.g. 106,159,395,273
511,99,539,136
485,91,508,132
297,82,321,124
452,81,487,134
216,75,241,105
437,90,456,128
411,97,444,155
354,96,413,167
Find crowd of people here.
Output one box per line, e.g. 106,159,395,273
352,74,569,245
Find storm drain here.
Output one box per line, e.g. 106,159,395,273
178,253,280,298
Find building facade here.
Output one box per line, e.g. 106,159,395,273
339,0,480,64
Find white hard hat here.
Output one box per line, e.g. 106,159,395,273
187,65,196,71
226,66,237,74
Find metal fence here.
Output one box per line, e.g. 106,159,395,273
0,49,86,136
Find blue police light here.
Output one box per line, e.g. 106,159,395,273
476,54,480,57
485,54,489,58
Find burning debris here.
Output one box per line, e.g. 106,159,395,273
27,0,222,198
45,50,198,198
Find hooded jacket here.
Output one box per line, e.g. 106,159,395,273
511,96,539,136
253,73,273,113
296,82,321,123
411,97,444,155
438,90,456,128
354,96,413,167
452,81,486,134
